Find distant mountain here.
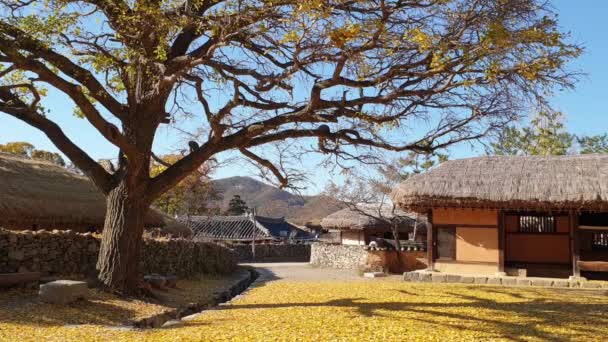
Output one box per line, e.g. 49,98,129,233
210,176,343,225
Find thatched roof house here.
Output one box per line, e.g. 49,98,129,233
181,215,313,243
0,153,191,237
320,204,426,246
392,154,608,212
391,154,608,279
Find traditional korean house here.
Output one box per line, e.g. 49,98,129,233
0,152,191,237
391,154,608,279
319,204,426,246
182,215,314,243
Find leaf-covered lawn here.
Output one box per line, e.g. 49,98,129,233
1,279,607,341
0,274,235,340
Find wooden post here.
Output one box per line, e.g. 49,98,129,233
426,210,435,271
570,210,580,278
498,210,505,274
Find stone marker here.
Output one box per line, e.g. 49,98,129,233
39,280,89,304
363,272,385,278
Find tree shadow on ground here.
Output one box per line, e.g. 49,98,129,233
217,287,608,341
0,294,139,327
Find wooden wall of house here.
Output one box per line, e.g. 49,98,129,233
432,208,499,275
434,208,498,226
341,230,365,246
505,214,571,264
456,227,499,263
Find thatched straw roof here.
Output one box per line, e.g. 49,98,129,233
0,153,191,237
320,204,426,231
391,154,608,212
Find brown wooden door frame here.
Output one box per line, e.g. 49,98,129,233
427,210,435,271
570,210,580,277
498,210,505,273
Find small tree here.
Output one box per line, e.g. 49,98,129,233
327,152,446,250
0,0,580,293
225,195,249,216
150,154,220,217
488,110,574,156
577,134,608,154
0,141,65,166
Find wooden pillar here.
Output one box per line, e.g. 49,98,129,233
498,210,505,273
426,210,435,271
570,210,580,277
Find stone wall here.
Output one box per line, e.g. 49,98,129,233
0,228,237,277
230,244,311,262
310,243,368,269
310,243,427,273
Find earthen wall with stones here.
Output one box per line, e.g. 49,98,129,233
0,228,237,277
310,243,427,273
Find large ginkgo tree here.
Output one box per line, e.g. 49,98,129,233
0,0,580,293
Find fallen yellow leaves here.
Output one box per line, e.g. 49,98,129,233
0,274,234,341
1,278,607,341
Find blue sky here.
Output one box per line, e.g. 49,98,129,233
1,0,607,195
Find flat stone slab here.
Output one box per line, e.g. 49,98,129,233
402,271,606,290
431,274,446,283
363,272,385,278
39,280,89,304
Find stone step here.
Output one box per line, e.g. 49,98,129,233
402,271,608,289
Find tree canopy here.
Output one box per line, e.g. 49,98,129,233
0,0,581,195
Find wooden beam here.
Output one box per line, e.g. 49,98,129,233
0,272,41,288
570,210,580,277
498,210,505,273
578,261,608,272
427,209,435,271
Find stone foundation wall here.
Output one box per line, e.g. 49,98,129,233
230,244,311,262
0,229,237,277
310,243,427,273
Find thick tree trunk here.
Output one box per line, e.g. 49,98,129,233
96,181,147,294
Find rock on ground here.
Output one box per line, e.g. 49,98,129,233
39,280,89,304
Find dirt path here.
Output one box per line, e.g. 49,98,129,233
240,262,401,282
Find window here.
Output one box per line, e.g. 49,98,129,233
592,232,608,250
436,227,456,260
519,215,556,233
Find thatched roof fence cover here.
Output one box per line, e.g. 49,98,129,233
320,204,426,231
0,153,191,236
391,154,608,212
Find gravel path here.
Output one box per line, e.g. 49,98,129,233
240,262,401,282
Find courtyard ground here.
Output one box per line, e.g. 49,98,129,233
1,263,607,341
